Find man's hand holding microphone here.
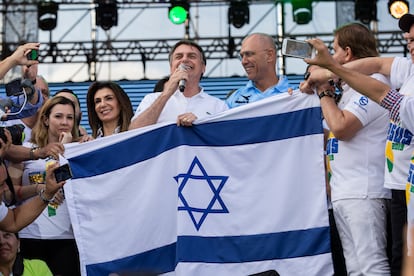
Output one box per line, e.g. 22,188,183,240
178,63,190,92
163,63,189,96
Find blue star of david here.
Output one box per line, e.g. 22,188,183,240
174,156,229,231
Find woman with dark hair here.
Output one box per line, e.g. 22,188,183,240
0,230,52,275
86,81,133,138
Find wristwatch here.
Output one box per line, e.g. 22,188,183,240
29,147,39,160
38,188,53,204
318,90,335,100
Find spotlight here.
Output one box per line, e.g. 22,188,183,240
388,0,409,19
96,0,118,31
228,0,250,28
37,1,59,31
355,0,377,24
291,0,312,25
169,0,189,25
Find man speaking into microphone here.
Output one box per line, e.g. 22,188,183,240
178,63,189,92
129,40,228,129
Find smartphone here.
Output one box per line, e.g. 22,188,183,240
26,49,38,61
281,38,315,59
54,163,73,182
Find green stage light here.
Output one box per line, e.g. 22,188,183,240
169,1,189,25
291,0,312,25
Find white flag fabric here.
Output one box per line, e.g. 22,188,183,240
64,91,332,276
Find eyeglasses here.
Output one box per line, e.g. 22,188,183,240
238,49,271,61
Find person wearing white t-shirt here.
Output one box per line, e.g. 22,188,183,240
11,96,80,276
301,29,414,275
313,23,391,275
302,23,414,274
129,40,228,130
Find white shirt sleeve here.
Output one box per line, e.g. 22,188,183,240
131,93,161,121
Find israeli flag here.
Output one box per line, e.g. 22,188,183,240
64,91,332,276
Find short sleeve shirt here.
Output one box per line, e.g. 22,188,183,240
225,76,295,108
132,88,228,124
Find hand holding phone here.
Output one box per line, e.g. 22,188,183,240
54,163,73,183
281,38,316,59
26,49,38,61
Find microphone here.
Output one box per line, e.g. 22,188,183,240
178,63,189,92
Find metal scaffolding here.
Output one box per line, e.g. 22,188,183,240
1,31,406,63
0,0,408,81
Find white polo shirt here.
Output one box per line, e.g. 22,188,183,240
132,89,228,124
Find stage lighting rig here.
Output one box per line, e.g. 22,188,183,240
38,1,59,31
291,0,312,25
228,1,250,28
388,0,409,19
355,0,377,24
96,0,118,31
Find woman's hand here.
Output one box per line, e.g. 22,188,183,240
44,161,65,200
59,132,72,144
77,135,94,143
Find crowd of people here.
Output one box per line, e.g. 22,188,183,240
0,11,413,275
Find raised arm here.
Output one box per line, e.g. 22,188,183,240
5,142,65,163
129,66,185,130
0,43,39,80
303,38,391,104
343,56,394,77
0,161,64,232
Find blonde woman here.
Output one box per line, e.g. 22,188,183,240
11,96,80,276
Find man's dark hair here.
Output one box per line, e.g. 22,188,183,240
168,40,206,66
334,22,379,58
153,76,169,92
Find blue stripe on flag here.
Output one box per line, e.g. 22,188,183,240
70,107,322,178
176,226,330,263
86,243,176,275
85,226,330,275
